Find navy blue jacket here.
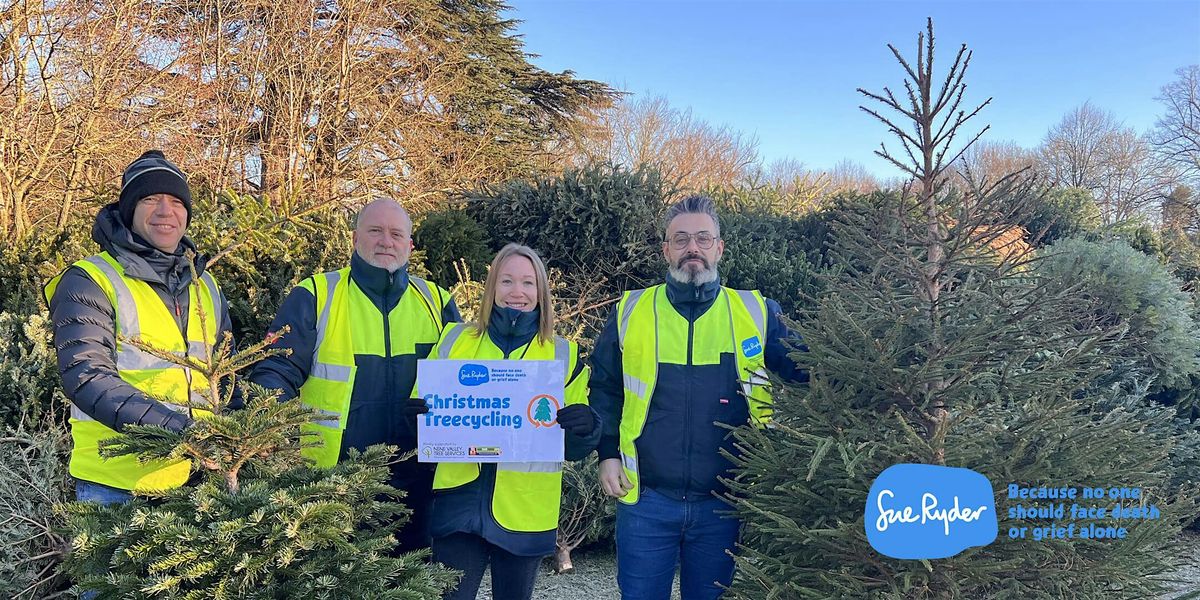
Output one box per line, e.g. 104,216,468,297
249,252,461,459
48,204,235,437
431,306,601,556
590,275,804,501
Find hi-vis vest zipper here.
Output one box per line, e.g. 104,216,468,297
45,252,223,492
615,285,772,505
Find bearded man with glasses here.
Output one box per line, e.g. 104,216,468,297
589,194,805,599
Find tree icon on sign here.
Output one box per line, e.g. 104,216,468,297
534,397,553,423
527,394,560,427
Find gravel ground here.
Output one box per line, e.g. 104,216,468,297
1160,530,1200,599
475,549,679,600
470,532,1200,599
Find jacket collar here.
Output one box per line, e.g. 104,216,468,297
349,251,409,308
487,305,540,352
664,271,722,306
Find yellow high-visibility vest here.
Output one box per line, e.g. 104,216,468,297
424,322,589,533
615,285,772,504
45,252,223,492
297,269,446,467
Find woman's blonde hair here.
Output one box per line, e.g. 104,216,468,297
475,243,555,344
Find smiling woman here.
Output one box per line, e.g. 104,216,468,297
475,244,556,344
417,242,599,600
496,253,538,312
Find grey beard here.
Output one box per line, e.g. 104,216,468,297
668,264,719,285
362,254,403,273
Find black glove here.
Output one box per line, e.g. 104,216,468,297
224,379,245,412
556,404,594,437
403,397,430,417
163,412,194,434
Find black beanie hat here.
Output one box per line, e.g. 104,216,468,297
118,150,193,227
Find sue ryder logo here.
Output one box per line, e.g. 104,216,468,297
457,364,490,386
865,464,998,559
741,336,763,358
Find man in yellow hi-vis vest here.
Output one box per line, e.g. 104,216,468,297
250,198,461,553
590,195,806,600
46,150,234,506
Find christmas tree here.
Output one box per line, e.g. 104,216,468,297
61,254,457,599
554,454,615,573
535,398,554,424
723,19,1195,599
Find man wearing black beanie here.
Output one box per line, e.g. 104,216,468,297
118,149,194,243
43,150,234,508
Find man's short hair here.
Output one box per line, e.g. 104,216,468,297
663,195,720,236
354,197,410,230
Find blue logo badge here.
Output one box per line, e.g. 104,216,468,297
741,336,763,358
865,464,997,559
457,364,490,386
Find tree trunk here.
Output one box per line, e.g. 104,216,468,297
0,188,10,240
58,147,90,232
553,545,574,574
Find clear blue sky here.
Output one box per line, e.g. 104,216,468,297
507,0,1200,179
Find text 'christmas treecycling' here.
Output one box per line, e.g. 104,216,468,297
416,359,565,462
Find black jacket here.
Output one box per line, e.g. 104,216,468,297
47,203,234,435
589,274,805,501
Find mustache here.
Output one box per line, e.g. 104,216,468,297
676,254,710,269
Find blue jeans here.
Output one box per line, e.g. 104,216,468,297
76,481,133,600
615,487,740,600
76,480,134,505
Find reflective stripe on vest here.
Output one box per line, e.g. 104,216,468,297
427,322,584,533
311,271,351,383
615,285,771,505
297,269,444,468
44,252,223,492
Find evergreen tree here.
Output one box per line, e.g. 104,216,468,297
1,415,71,598
157,0,616,207
61,255,457,599
724,19,1195,599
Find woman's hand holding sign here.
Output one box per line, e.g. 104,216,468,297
404,397,430,417
556,404,594,436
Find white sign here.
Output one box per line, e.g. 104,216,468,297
416,359,565,463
